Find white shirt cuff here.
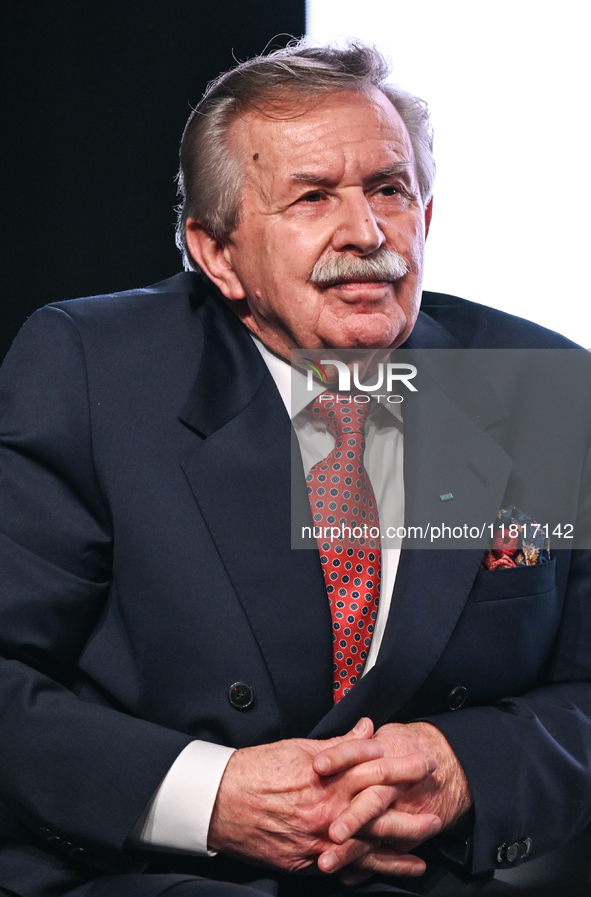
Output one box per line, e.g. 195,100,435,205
130,740,236,855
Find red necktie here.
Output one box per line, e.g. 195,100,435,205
306,394,382,703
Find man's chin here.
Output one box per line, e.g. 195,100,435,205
323,312,408,350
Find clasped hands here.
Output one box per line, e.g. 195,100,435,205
208,717,472,884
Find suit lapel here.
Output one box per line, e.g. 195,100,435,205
311,311,512,737
179,296,333,737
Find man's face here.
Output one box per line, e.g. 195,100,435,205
188,88,431,357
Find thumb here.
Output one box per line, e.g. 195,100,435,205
325,717,375,749
348,717,374,739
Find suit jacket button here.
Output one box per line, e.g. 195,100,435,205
229,682,254,710
70,846,91,862
447,686,467,710
506,842,521,862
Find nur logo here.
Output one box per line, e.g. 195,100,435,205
303,359,418,393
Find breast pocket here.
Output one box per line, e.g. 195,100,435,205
471,557,557,603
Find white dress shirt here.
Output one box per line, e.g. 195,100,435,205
130,337,405,855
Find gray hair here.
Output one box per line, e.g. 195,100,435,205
175,38,435,271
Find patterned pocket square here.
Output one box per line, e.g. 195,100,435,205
480,505,551,571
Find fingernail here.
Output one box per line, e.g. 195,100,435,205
321,852,338,872
315,756,330,773
429,817,442,834
353,718,367,734
410,863,425,876
332,823,349,843
426,754,438,772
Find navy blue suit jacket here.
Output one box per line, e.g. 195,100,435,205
1,272,591,894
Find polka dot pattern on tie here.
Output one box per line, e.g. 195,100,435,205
306,394,381,703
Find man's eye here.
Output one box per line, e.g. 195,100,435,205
378,185,401,196
299,191,324,203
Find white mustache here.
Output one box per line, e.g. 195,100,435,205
309,248,409,287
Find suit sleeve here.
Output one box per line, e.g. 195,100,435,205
424,544,591,875
0,307,194,872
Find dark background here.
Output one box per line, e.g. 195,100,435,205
1,0,306,362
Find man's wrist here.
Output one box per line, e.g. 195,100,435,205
129,741,236,856
404,722,473,827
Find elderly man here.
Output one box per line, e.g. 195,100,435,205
0,39,590,897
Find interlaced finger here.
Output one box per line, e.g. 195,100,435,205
338,751,436,795
316,835,374,874
327,754,437,843
360,807,441,846
314,736,384,775
341,844,427,883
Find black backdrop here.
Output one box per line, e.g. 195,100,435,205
1,1,306,362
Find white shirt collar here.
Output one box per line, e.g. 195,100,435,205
250,334,325,419
250,333,403,422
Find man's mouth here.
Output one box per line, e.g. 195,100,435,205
329,278,393,290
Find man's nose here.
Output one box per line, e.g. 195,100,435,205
331,190,385,256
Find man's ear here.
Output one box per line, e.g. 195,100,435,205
424,197,433,240
185,219,246,300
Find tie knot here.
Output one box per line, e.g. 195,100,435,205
310,393,369,442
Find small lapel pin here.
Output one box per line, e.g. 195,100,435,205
440,493,454,502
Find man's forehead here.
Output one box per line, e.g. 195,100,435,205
229,88,415,176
